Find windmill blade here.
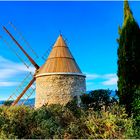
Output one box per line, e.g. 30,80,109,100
11,77,35,106
4,72,35,106
9,22,39,59
21,83,35,105
42,42,54,61
2,26,40,70
0,35,29,68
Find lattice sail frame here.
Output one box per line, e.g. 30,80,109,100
6,73,35,105
1,24,40,106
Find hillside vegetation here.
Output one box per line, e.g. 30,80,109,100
0,90,139,139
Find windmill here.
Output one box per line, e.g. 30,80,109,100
1,23,86,108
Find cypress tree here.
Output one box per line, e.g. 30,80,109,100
117,0,140,115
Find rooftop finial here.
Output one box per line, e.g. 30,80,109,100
59,30,62,36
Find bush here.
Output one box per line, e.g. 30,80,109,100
3,100,13,106
81,89,118,111
0,106,33,138
64,104,134,139
0,103,136,139
131,87,140,138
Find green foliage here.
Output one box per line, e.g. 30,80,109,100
117,1,140,115
0,106,33,138
66,96,84,117
3,100,13,106
0,103,136,139
81,89,118,111
131,87,140,138
82,106,134,139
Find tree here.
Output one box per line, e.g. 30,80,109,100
4,100,13,106
81,89,118,111
117,0,140,115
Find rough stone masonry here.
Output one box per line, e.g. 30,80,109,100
35,74,86,108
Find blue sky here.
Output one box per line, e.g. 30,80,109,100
0,1,140,100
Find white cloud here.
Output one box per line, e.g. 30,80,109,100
86,73,100,80
0,82,19,87
0,56,35,86
86,72,118,86
102,77,118,86
0,56,35,73
102,74,116,79
101,74,118,86
0,69,18,79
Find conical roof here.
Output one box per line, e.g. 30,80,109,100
36,35,83,77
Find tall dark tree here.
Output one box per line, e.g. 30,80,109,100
117,0,140,115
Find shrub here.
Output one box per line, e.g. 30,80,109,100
81,89,118,111
0,103,136,139
65,104,134,139
0,106,33,139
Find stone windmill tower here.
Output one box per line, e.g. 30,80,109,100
35,35,86,108
2,24,86,107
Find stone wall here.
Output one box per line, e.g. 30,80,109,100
35,74,86,108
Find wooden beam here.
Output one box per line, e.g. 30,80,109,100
3,26,40,70
11,77,35,106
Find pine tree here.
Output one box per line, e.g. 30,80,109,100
117,0,140,115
